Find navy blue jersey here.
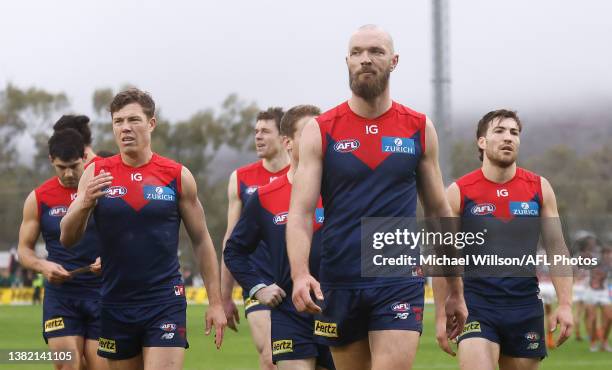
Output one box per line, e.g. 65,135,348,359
35,177,102,298
235,161,289,287
317,101,426,288
93,154,184,306
457,167,542,305
225,175,324,295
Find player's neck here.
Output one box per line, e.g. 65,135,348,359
348,90,392,119
120,148,153,168
84,147,97,164
481,160,517,184
287,159,298,184
262,152,289,173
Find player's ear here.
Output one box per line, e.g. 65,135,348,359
391,54,399,71
477,136,487,152
48,155,53,164
148,116,156,132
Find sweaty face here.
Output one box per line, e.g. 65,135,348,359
254,119,283,159
51,157,85,188
111,103,155,155
480,118,521,168
347,29,396,101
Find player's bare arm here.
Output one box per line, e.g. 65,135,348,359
432,182,462,356
18,191,71,284
60,164,113,247
287,119,324,314
417,117,467,339
179,166,227,349
540,176,573,347
220,170,242,331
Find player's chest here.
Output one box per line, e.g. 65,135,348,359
325,120,422,179
465,183,541,218
99,169,178,214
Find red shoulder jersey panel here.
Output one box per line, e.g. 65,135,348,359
236,160,289,203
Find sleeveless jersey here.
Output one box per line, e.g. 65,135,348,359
317,101,426,288
225,174,324,294
35,177,102,298
457,167,542,305
93,154,183,306
235,160,289,286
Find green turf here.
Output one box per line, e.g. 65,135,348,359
0,304,609,369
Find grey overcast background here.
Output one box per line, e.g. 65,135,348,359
1,0,611,123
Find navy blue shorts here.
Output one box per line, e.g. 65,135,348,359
242,289,270,317
314,282,424,347
271,303,335,369
457,300,547,359
97,300,188,360
43,294,101,343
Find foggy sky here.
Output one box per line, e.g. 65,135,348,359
1,0,611,123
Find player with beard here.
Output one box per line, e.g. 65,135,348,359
434,110,574,370
286,25,467,370
54,115,98,165
220,108,290,370
18,128,107,370
60,88,226,370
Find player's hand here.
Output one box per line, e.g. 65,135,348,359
41,261,71,285
205,303,227,349
254,284,286,307
222,298,240,332
291,274,323,314
90,257,102,276
549,303,573,347
83,170,113,209
445,290,468,340
435,313,456,356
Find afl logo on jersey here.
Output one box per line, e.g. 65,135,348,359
334,139,360,153
245,186,258,195
273,212,289,225
470,203,496,216
105,186,127,198
49,206,68,217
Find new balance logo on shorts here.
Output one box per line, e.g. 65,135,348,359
98,338,117,353
272,340,293,355
314,320,338,338
44,317,64,332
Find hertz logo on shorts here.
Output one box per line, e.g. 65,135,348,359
44,317,65,332
98,338,117,353
459,321,481,337
272,340,293,355
314,320,338,338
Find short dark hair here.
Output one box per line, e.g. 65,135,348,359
256,107,284,132
280,105,320,138
53,115,92,145
110,88,155,119
48,128,85,161
96,150,115,158
476,109,523,161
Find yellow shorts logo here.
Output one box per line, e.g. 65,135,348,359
44,317,65,332
244,297,261,310
98,338,117,353
314,320,338,338
272,340,293,355
459,321,481,337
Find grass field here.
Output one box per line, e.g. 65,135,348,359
0,304,610,370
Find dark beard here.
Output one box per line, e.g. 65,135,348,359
486,149,516,168
349,68,390,101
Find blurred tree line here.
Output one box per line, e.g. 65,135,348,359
0,83,610,264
